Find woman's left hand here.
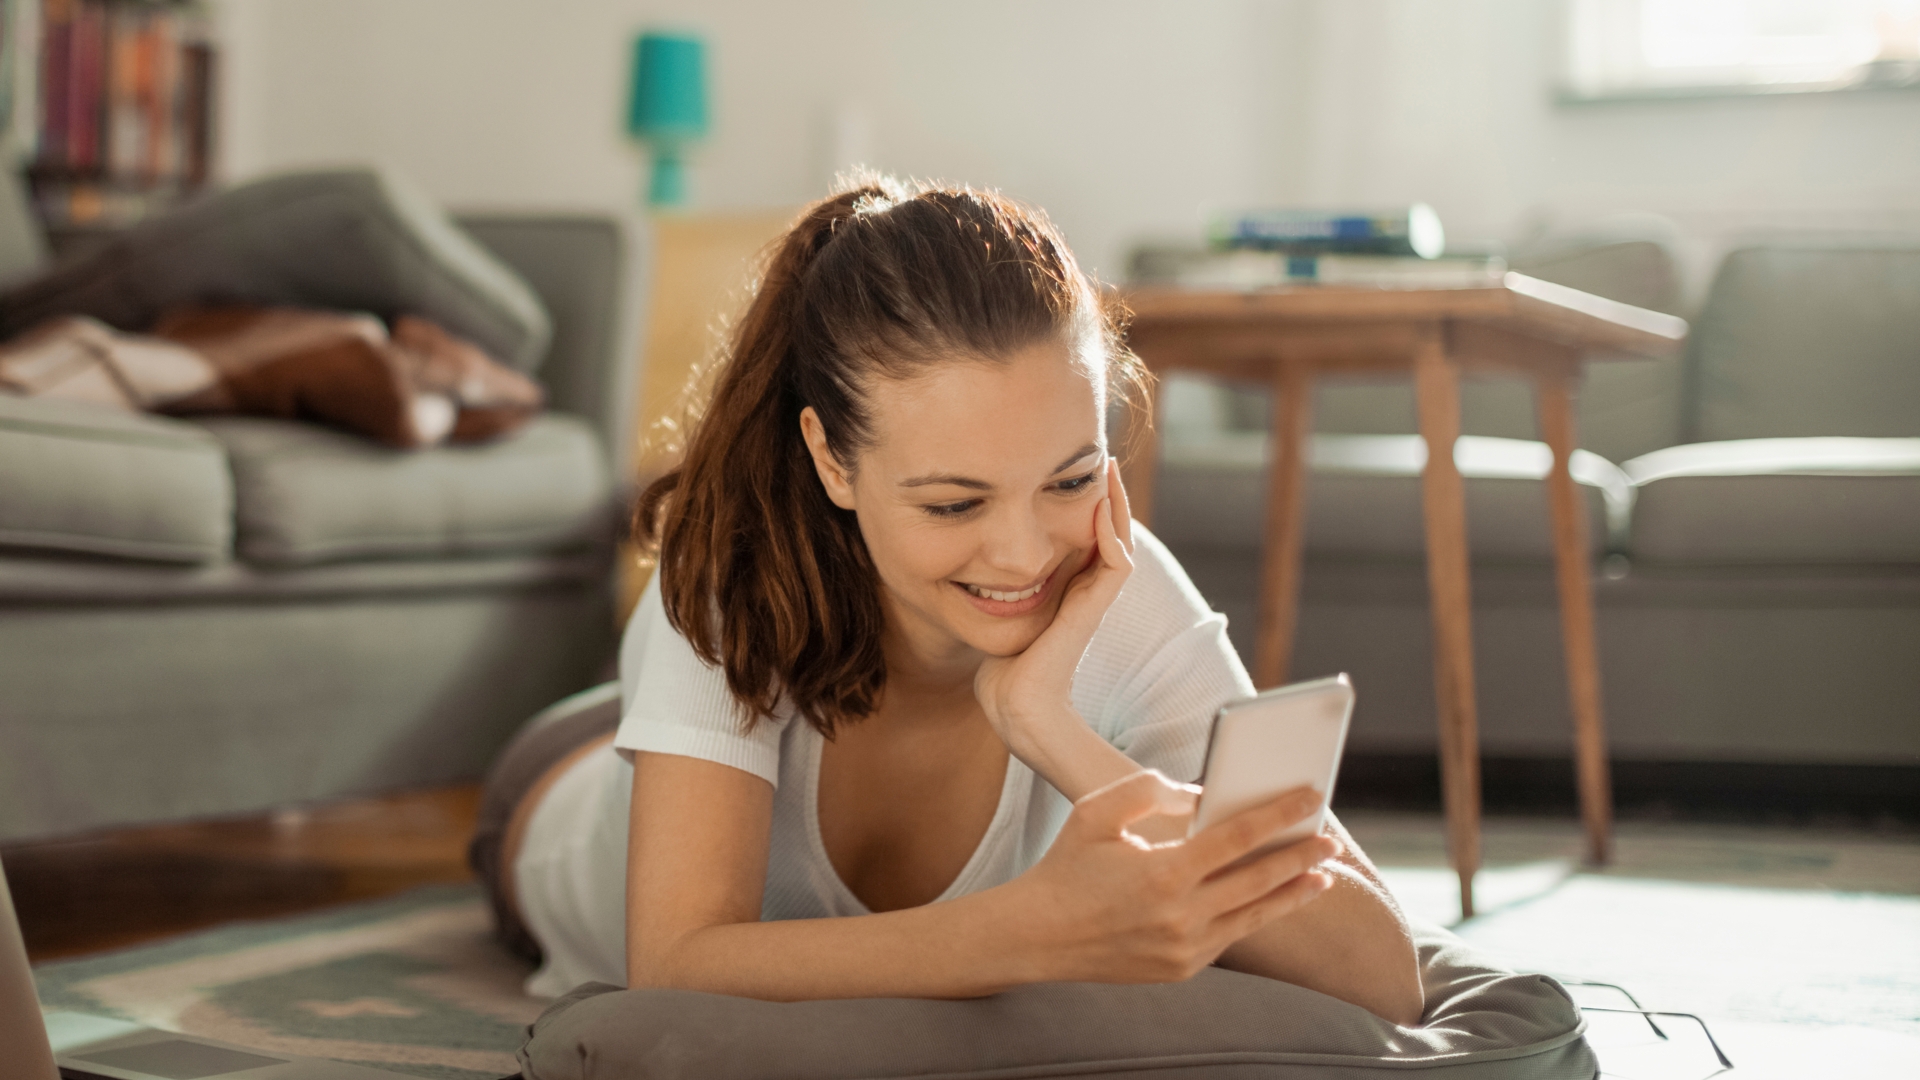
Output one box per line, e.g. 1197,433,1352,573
975,458,1135,758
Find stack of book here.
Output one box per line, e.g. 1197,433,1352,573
32,0,217,230
1131,205,1506,291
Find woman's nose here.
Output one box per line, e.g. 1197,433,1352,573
980,503,1055,579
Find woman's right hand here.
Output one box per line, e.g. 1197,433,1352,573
1009,770,1339,984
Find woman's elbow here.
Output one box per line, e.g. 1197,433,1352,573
625,929,699,991
1376,979,1427,1028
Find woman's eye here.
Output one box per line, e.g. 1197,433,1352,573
924,500,980,519
1055,471,1100,494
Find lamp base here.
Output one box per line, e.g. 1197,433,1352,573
647,153,687,208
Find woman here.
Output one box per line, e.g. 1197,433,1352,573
475,177,1424,1025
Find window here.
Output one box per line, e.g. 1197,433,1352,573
1566,0,1920,98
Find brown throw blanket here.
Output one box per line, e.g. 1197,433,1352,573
0,307,543,448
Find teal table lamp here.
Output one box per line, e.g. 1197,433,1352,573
627,32,709,208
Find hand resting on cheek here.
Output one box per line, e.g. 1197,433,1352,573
973,457,1136,757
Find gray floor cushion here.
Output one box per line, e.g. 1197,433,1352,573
201,413,610,566
0,393,231,563
516,921,1595,1080
0,168,552,372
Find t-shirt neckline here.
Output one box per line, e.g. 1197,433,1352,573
801,720,1030,917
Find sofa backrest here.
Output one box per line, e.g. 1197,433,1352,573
1688,241,1920,442
1511,238,1684,316
455,213,650,478
1295,234,1689,463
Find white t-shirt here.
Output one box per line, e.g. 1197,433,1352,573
512,526,1254,998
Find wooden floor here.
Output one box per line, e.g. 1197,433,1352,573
5,786,482,964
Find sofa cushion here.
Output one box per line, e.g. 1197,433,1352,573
0,394,231,563
0,168,552,372
200,414,609,566
1625,437,1920,564
516,919,1594,1080
1153,434,1623,560
1691,243,1920,442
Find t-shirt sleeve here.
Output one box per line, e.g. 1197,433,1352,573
1072,525,1257,784
613,576,789,788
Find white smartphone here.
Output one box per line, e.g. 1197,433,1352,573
1189,673,1355,858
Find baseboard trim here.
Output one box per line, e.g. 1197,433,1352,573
1334,753,1920,826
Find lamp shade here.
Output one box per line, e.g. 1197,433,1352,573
627,32,708,146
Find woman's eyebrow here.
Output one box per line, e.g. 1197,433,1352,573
900,472,991,490
1050,443,1102,475
898,443,1102,490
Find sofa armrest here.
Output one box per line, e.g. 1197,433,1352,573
454,213,652,480
1624,437,1920,485
1163,432,1634,547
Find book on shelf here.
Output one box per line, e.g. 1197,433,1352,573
32,0,216,231
1209,204,1446,259
1130,246,1507,291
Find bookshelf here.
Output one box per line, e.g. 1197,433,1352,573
19,0,216,251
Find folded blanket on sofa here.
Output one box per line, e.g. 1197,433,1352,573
0,307,542,448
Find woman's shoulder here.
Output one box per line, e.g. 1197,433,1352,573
1108,522,1218,629
1078,521,1234,676
615,574,791,788
1073,521,1252,749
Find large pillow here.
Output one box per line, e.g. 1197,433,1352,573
0,168,552,372
516,921,1595,1080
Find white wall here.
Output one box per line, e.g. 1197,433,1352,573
213,0,1309,282
1277,0,1920,300
215,0,1920,295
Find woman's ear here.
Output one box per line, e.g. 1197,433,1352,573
800,407,858,510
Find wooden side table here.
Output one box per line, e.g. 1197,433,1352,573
1118,275,1687,917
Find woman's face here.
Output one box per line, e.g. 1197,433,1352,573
801,339,1109,664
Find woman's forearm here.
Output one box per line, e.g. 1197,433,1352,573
633,883,1050,1001
1004,705,1172,806
1213,818,1425,1026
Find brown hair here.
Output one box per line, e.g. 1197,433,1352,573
636,175,1143,737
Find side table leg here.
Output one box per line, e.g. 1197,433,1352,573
1121,374,1162,528
1414,333,1482,920
1254,364,1313,688
1536,373,1615,866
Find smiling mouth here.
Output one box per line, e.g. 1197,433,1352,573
960,580,1046,603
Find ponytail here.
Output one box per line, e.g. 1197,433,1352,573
635,175,1141,737
637,185,891,733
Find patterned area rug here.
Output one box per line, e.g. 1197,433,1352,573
34,884,530,1079
30,816,1920,1079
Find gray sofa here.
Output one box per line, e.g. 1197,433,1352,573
0,177,648,845
1150,236,1920,783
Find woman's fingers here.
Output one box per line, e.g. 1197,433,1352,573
1038,496,1132,648
1107,458,1134,554
1070,769,1197,842
1094,495,1126,571
1195,831,1341,913
1180,786,1326,875
1210,867,1335,946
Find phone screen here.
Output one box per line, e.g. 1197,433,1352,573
1189,674,1354,854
